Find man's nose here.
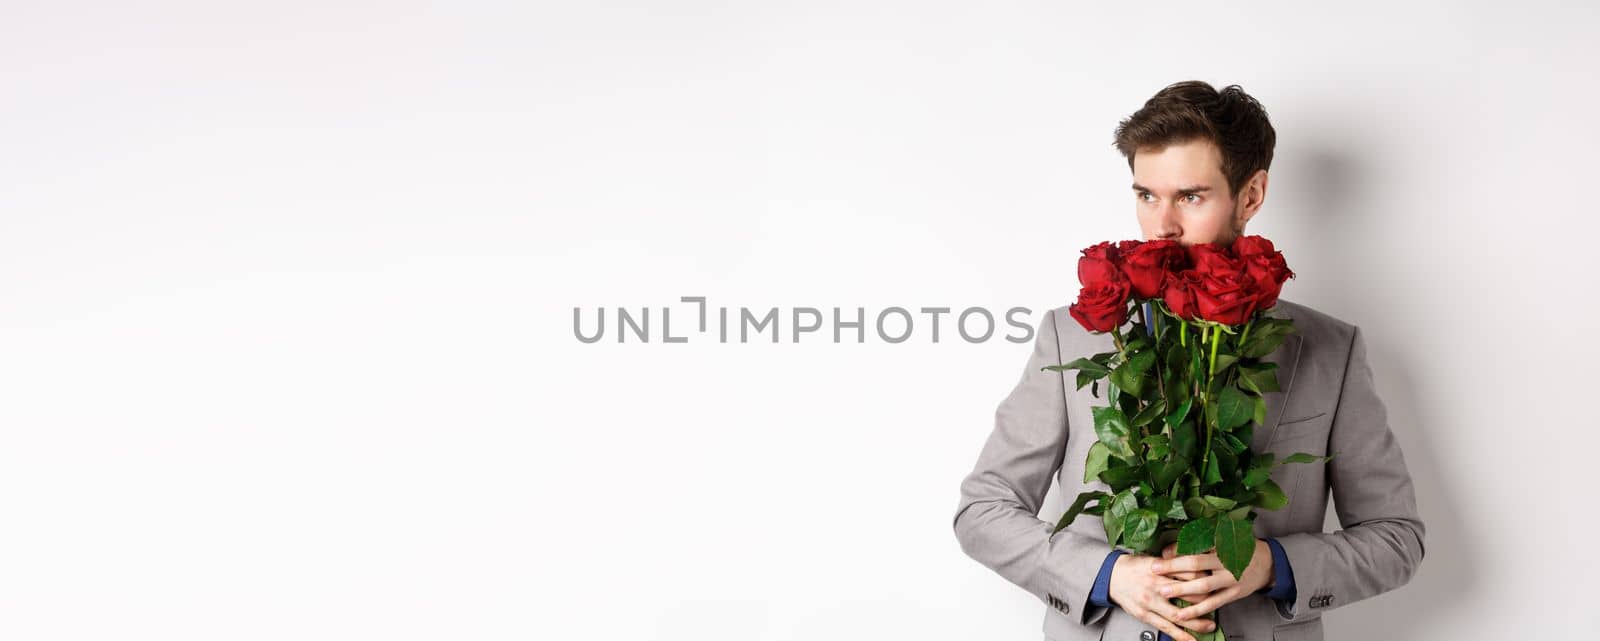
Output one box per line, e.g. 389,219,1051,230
1156,206,1183,240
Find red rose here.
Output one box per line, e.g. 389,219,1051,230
1231,235,1277,259
1187,242,1237,274
1077,241,1124,289
1162,269,1203,320
1194,272,1259,325
1189,245,1259,325
1069,280,1132,333
1119,239,1189,299
1244,252,1295,309
1228,236,1295,310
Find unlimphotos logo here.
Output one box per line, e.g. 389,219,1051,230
574,296,1038,344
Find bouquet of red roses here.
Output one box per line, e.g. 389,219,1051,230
1046,235,1331,639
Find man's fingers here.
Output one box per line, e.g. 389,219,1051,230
1145,592,1215,635
1161,574,1228,598
1179,615,1217,635
1175,586,1240,621
1140,610,1199,641
1159,550,1208,583
1153,553,1222,574
1172,611,1217,635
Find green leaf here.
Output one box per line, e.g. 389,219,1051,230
1218,431,1248,455
1212,441,1238,476
1053,491,1109,533
1076,371,1095,391
1212,353,1238,373
1164,341,1189,376
1148,495,1187,521
1171,420,1198,459
1131,399,1167,427
1238,362,1281,394
1227,505,1252,521
1084,441,1112,484
1202,495,1237,511
1118,386,1140,416
1103,489,1138,544
1122,509,1160,552
1142,434,1170,461
1152,456,1188,491
1278,452,1331,466
1097,465,1141,490
1109,349,1157,397
1240,318,1296,358
1177,516,1216,554
1254,479,1288,511
1165,396,1194,430
1147,495,1173,518
1242,463,1272,488
1204,453,1223,483
1092,406,1133,458
1050,356,1109,376
1253,395,1268,426
1216,385,1253,430
1183,496,1211,519
1214,515,1258,581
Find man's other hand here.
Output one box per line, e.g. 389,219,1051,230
1150,540,1277,623
1108,553,1218,641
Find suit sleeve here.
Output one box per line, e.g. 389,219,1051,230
1270,325,1427,623
1259,537,1296,603
953,308,1117,627
1090,549,1126,610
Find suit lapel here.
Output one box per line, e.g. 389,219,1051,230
1250,312,1305,453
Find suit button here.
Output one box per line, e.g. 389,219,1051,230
1141,631,1155,641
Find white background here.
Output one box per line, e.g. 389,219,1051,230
2,1,1596,639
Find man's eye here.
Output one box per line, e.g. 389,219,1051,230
1139,193,1153,202
1183,194,1200,203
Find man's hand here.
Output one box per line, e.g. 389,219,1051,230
1107,553,1217,641
1159,544,1209,582
1149,539,1276,623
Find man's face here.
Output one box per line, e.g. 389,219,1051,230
1130,139,1261,246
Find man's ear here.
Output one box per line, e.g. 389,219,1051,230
1236,169,1269,224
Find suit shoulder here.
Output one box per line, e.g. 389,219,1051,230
1042,304,1076,348
1039,304,1100,357
1272,298,1357,346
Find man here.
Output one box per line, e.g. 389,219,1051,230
952,81,1425,641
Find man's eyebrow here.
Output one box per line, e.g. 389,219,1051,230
1131,183,1212,194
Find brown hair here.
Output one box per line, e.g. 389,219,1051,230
1113,81,1276,197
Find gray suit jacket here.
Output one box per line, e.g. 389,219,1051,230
953,299,1425,641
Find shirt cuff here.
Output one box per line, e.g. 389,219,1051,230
1089,549,1126,608
1258,537,1297,603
